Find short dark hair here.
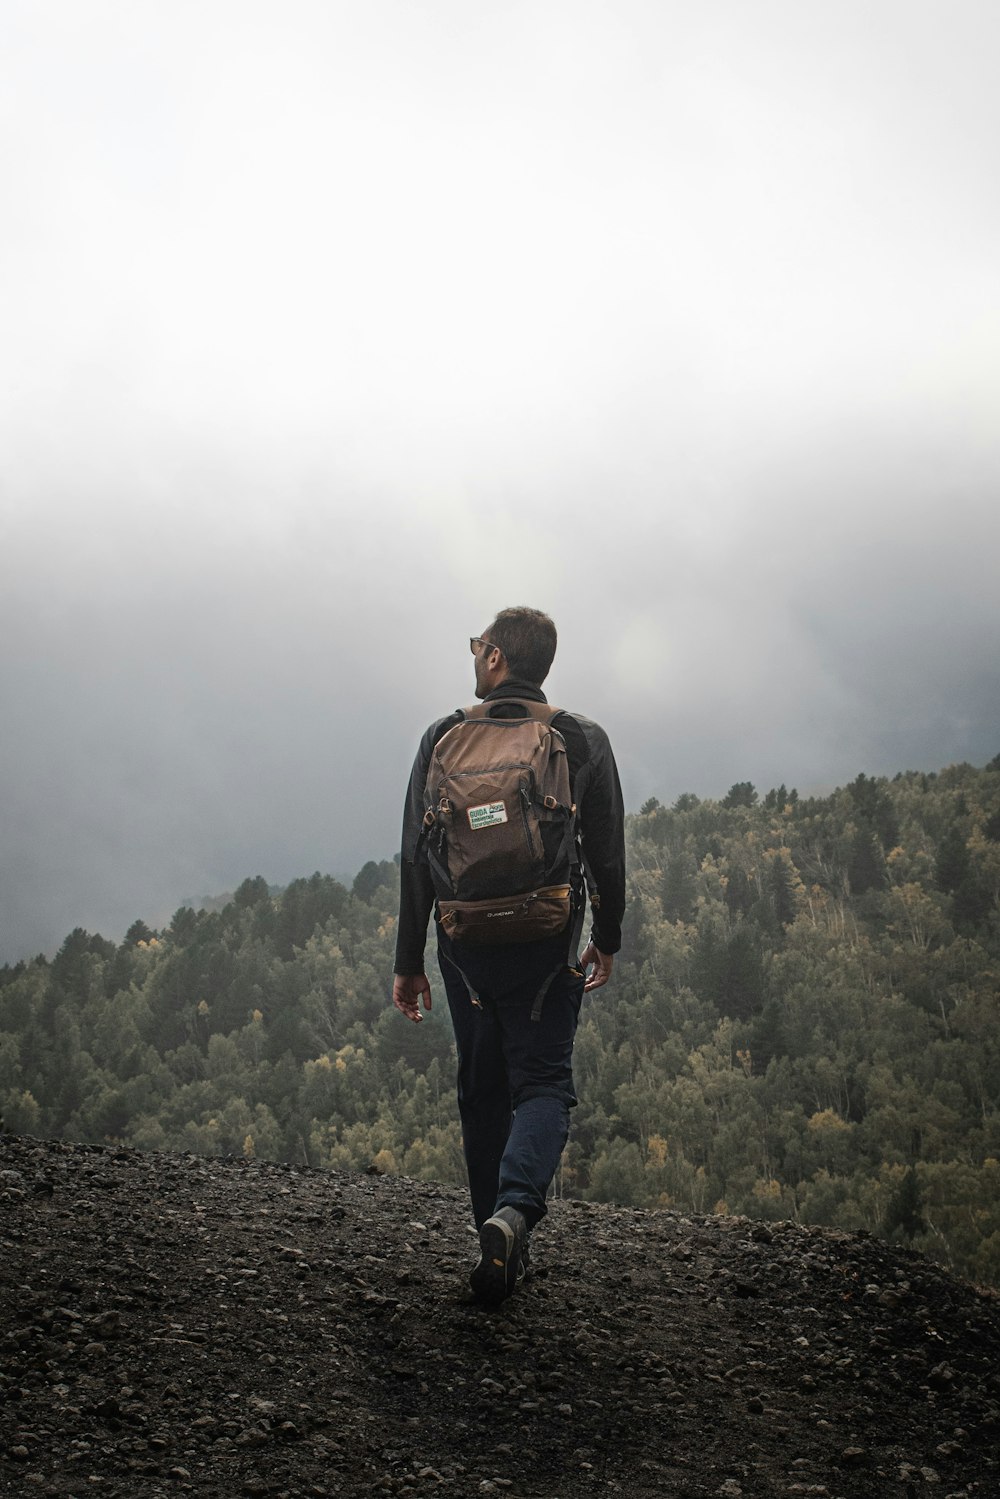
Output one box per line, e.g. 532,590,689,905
487,607,557,685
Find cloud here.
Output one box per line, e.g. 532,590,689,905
2,1,999,959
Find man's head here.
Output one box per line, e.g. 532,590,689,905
471,606,558,698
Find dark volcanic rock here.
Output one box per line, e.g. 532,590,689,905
2,1133,999,1497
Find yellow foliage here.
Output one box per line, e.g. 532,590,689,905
646,1134,668,1168
243,1134,255,1158
753,1177,782,1200
197,1000,210,1016
808,1108,850,1134
334,1044,365,1065
251,1009,263,1024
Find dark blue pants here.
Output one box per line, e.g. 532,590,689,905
437,931,584,1231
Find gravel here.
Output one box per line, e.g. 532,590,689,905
2,1134,999,1497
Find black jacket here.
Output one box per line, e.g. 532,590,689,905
393,679,626,975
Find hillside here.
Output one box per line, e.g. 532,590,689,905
2,755,999,1292
2,1134,999,1498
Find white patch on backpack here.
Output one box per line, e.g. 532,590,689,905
467,801,508,830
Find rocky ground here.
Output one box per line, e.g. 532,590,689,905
1,1135,999,1498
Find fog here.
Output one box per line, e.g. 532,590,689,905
2,1,998,961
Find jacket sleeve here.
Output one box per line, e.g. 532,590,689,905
393,713,458,975
394,858,436,976
576,720,627,955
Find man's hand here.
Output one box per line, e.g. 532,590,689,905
393,972,432,1023
580,942,614,992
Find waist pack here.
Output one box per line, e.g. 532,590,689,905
420,699,580,945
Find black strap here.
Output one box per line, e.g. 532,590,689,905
439,947,482,1009
441,945,575,1024
530,964,565,1023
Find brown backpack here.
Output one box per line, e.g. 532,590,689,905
420,699,579,945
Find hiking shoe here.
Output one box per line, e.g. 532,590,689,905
469,1207,527,1304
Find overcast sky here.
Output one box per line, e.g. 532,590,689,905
2,1,999,963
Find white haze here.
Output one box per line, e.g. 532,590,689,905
2,1,999,960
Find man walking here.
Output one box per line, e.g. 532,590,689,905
392,607,625,1303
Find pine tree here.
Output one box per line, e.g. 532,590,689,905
722,782,757,809
661,855,697,922
884,1167,925,1242
768,856,798,928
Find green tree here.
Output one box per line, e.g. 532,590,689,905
883,1165,925,1241
660,854,697,923
672,793,700,812
722,782,758,809
848,827,885,894
720,924,766,1021
234,876,271,908
767,854,798,929
725,865,753,918
935,826,970,894
848,773,900,849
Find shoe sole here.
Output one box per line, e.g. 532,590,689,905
469,1218,519,1304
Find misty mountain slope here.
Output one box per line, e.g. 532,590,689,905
2,1136,998,1499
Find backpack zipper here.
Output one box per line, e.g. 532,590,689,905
519,779,537,861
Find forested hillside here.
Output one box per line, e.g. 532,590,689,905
2,756,999,1287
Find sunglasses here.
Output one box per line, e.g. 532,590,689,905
470,636,505,658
